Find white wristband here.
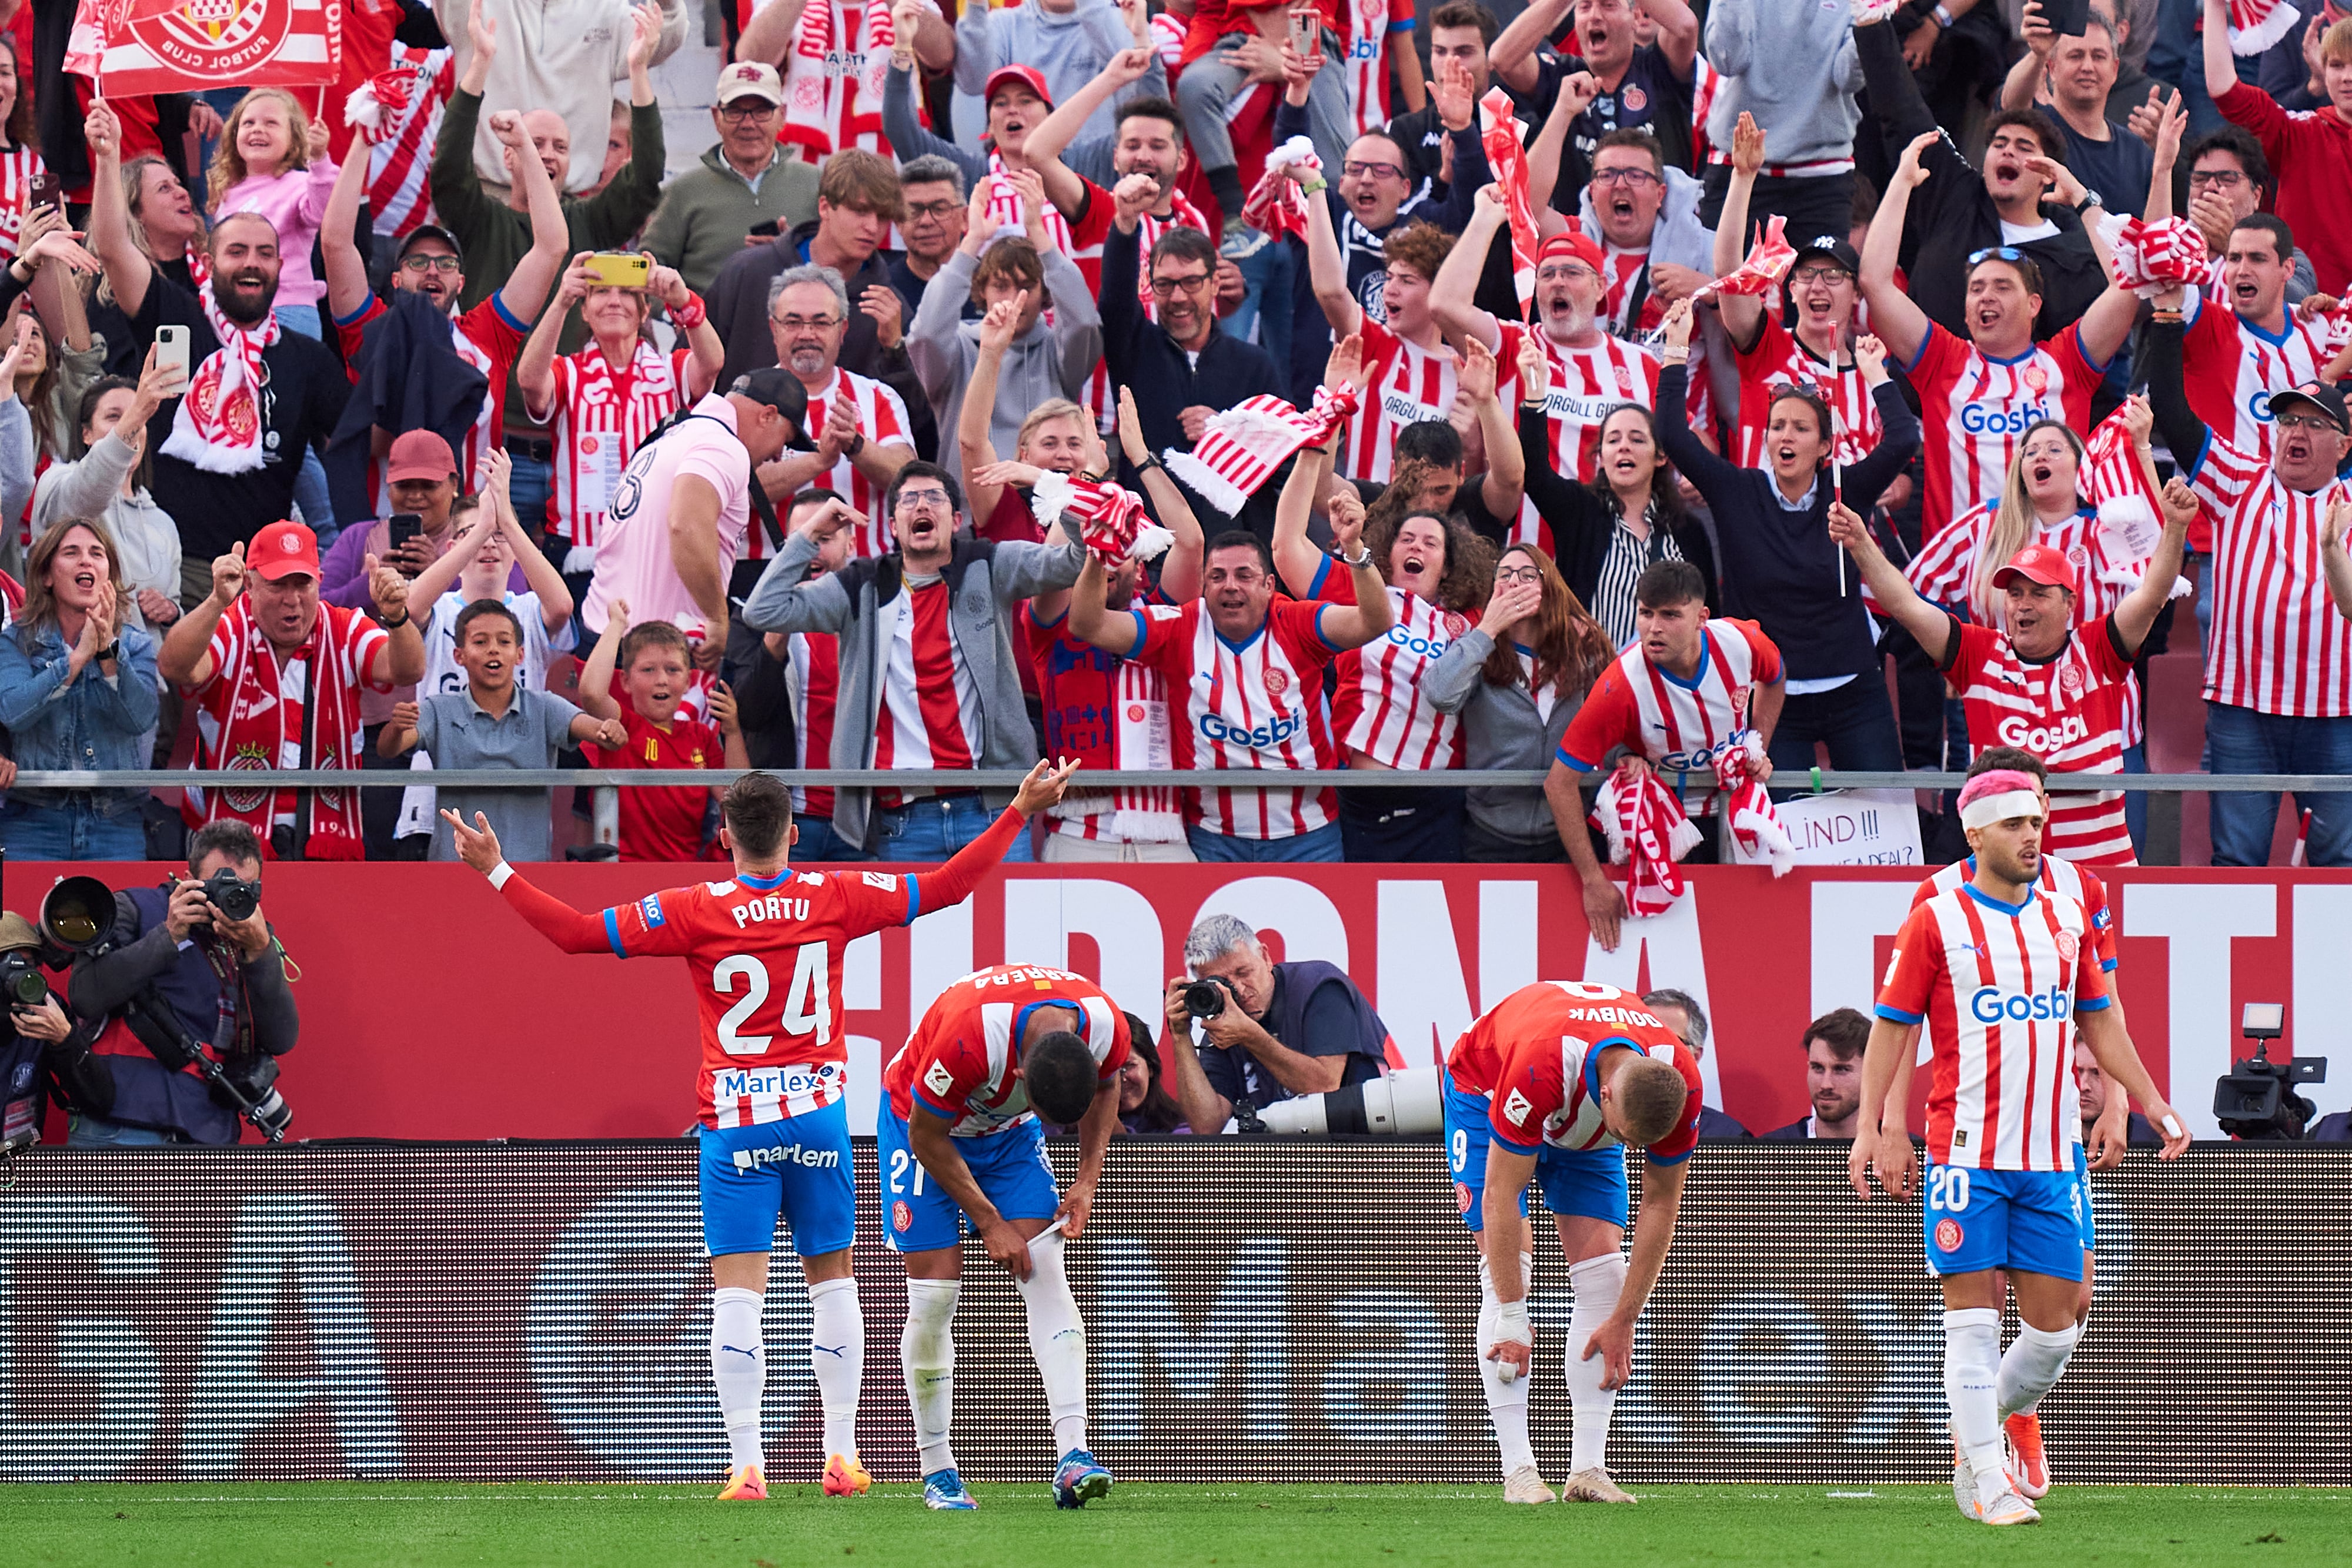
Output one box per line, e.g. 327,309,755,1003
1493,1300,1531,1345
488,861,515,890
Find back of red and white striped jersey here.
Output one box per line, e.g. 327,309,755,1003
1446,980,1702,1165
1732,316,1883,470
884,964,1130,1134
364,45,455,241
789,630,841,820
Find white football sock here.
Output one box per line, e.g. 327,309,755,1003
1475,1252,1535,1476
1943,1307,2006,1490
901,1278,961,1478
1015,1230,1090,1456
807,1276,864,1460
1996,1320,2079,1421
710,1286,766,1471
1564,1252,1628,1475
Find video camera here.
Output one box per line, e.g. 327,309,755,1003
39,875,292,1143
2214,1002,2326,1141
1243,1065,1445,1136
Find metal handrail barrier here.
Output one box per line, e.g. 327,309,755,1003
15,769,2352,791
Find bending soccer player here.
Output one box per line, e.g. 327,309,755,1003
1855,771,2187,1527
881,963,1130,1513
1442,980,1704,1505
441,761,1079,1502
1896,748,2187,1500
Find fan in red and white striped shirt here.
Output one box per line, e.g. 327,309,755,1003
1296,192,1460,484
0,142,45,265
2186,417,2352,717
362,45,455,245
2179,220,2336,466
516,255,726,570
1718,230,1884,472
766,278,917,563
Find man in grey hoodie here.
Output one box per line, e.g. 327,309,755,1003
908,188,1101,474
1699,0,1866,243
740,463,1088,860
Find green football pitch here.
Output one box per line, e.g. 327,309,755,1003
4,1483,2346,1567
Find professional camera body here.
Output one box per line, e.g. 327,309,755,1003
40,875,292,1142
1182,975,1238,1022
2214,1002,2326,1141
0,948,48,1008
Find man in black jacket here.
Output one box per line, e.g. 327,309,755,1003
1100,179,1287,539
1853,9,2108,342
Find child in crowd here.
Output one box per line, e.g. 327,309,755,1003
384,601,624,864
577,603,748,861
403,450,576,700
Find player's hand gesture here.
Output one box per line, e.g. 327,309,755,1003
1011,755,1081,817
440,809,506,874
980,1216,1034,1281
2144,1096,2191,1160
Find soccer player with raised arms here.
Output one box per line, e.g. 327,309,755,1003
1441,980,1703,1505
1854,770,2187,1526
440,761,1078,1503
881,962,1130,1513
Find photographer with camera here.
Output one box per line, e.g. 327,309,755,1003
55,821,299,1146
1163,914,1393,1136
0,914,83,1154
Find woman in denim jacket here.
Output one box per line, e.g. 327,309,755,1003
0,518,161,860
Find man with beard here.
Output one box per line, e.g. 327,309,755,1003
320,107,570,503
742,462,1090,860
1852,4,2107,341
2179,215,2340,464
1762,1009,1870,1140
1432,191,1660,550
756,268,918,561
85,105,349,606
1099,184,1287,537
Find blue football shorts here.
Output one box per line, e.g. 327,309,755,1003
1442,1067,1629,1232
877,1105,1061,1253
1923,1162,2085,1282
696,1100,857,1258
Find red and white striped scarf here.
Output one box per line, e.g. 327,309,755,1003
2096,213,2205,297
1715,740,1793,875
350,48,456,242
1593,766,1701,918
162,291,280,475
188,607,374,861
2083,407,2175,573
1479,87,1538,317
1241,138,1319,245
781,0,894,159
2227,0,2302,54
1028,470,1174,567
981,158,1075,250
1163,385,1361,516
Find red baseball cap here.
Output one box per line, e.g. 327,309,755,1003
386,429,457,486
1992,542,2079,596
249,520,322,581
983,65,1053,111
1537,231,1605,275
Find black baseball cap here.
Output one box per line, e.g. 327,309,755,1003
731,367,808,442
395,224,465,266
2269,382,2349,435
1792,233,1860,275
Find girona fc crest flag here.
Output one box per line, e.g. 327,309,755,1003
65,0,340,97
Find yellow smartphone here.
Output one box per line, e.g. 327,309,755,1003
584,252,651,288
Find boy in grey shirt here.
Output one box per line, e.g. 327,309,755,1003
382,601,626,862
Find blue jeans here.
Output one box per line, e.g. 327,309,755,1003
873,794,1034,862
1229,232,1296,367
795,812,870,862
1768,674,1905,780
1186,820,1345,862
507,449,554,539
68,1115,185,1146
2201,703,2352,867
2122,739,2149,857
0,798,148,861
272,305,338,546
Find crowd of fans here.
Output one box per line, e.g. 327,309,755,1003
0,0,2347,871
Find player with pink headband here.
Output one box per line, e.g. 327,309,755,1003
1853,768,2187,1527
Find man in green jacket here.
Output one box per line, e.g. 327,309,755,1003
641,61,822,296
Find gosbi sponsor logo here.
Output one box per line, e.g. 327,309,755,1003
1967,984,2074,1024
1200,708,1306,749
1959,401,2056,436
1384,625,1452,657
1661,737,1742,773
715,1066,837,1102
1995,713,2090,752
1935,1218,1965,1252
729,1141,842,1172
2252,389,2276,421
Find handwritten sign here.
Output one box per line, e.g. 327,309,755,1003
1730,790,1924,868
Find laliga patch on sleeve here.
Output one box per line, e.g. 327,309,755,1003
1502,1087,1534,1126
863,872,900,891
639,894,664,927
924,1059,957,1098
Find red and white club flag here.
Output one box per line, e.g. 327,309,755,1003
66,0,340,97
2096,213,2206,297
2227,0,2301,55
1479,87,1538,317
1696,214,1796,302
1241,136,1319,246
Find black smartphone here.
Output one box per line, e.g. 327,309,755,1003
2043,0,2090,37
747,218,781,239
387,513,424,550
29,172,61,212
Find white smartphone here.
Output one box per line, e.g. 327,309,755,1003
154,325,191,385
